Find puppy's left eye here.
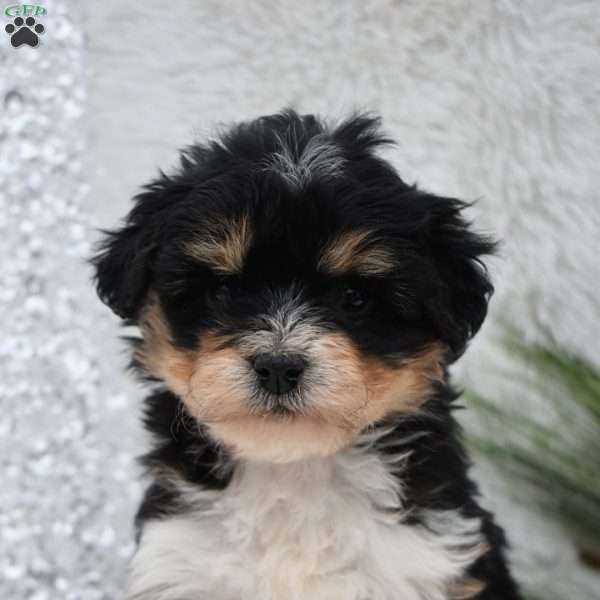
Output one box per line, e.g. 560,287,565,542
214,276,232,297
340,287,369,312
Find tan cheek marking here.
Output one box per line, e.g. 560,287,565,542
304,333,368,423
184,215,252,274
136,299,196,399
297,334,445,431
186,343,250,421
136,299,248,418
318,229,396,276
360,344,445,422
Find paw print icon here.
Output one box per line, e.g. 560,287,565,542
5,16,45,47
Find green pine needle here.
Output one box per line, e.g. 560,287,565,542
465,329,600,559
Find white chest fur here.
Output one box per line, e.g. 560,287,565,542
127,445,484,600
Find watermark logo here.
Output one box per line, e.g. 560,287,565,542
4,4,45,47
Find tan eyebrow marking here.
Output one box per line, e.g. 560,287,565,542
318,229,396,276
184,215,252,274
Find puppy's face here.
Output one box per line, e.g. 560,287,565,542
94,112,493,462
136,219,446,462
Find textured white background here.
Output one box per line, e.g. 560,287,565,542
2,1,599,598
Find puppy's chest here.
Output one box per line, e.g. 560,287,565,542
129,451,484,600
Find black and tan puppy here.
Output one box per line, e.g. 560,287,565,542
94,110,521,600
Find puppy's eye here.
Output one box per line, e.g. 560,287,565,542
215,277,231,296
340,287,368,312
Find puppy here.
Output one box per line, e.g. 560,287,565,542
94,110,522,600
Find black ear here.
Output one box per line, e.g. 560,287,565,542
422,197,496,359
92,175,188,320
93,219,159,320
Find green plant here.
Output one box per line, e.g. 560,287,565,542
465,329,600,564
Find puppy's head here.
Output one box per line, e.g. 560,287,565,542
94,110,494,462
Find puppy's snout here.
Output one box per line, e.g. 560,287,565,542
252,353,306,395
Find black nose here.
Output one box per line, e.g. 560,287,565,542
253,353,305,395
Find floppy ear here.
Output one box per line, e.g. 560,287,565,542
92,175,189,320
93,219,159,320
422,197,496,359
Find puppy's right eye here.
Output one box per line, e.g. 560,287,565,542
212,275,233,298
340,287,369,312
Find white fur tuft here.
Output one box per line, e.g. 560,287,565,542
267,133,345,188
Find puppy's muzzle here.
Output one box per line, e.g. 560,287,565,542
252,352,306,395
